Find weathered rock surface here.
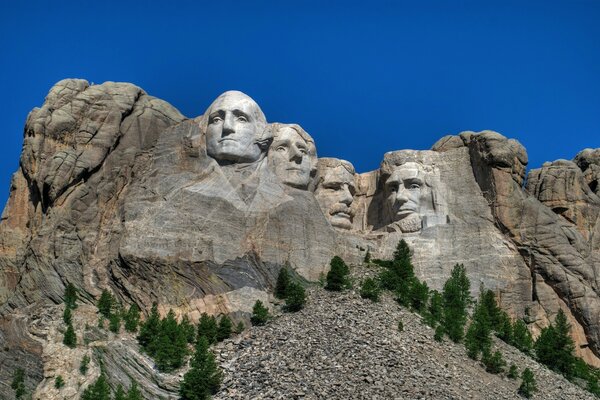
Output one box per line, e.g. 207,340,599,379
1,80,600,397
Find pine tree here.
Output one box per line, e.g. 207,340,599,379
393,239,410,262
325,256,350,291
124,304,141,333
63,306,72,325
81,374,111,400
275,268,291,299
512,319,533,354
235,321,245,334
409,280,429,313
434,325,444,342
285,282,306,312
109,312,121,333
535,309,577,379
63,322,77,348
518,368,537,398
180,314,196,344
80,354,90,375
441,264,471,342
97,289,114,319
251,300,270,326
154,309,188,372
217,315,233,341
495,310,513,343
127,381,143,400
54,375,65,389
114,384,126,400
480,288,502,330
424,290,444,327
359,278,380,302
179,336,222,400
64,282,78,309
465,296,492,360
483,350,506,374
197,313,218,344
138,302,160,351
507,364,518,379
11,368,25,399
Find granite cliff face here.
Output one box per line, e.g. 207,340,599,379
1,80,599,397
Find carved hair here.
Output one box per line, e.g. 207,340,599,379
309,157,356,192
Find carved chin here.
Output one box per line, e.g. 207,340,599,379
396,214,422,233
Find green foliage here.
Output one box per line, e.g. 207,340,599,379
97,289,114,319
179,336,222,400
251,300,270,326
114,384,126,400
197,313,218,344
507,364,518,379
11,368,25,399
518,368,537,398
465,296,492,360
127,381,143,400
359,278,381,302
180,315,196,344
153,310,189,372
441,264,471,343
397,320,404,332
424,290,444,328
285,282,307,312
109,312,121,333
63,306,72,325
124,304,141,333
64,282,78,309
512,319,533,354
363,249,371,263
275,268,291,299
81,374,111,400
54,375,65,389
480,288,502,331
379,240,416,304
482,350,506,374
434,325,444,342
325,256,350,291
409,280,429,313
495,310,513,343
535,309,577,379
79,354,90,375
217,315,233,341
63,322,77,348
393,239,410,261
235,321,245,334
137,303,160,349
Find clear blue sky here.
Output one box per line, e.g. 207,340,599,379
1,0,599,206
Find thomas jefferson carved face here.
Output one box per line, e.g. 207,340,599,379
204,91,268,164
268,124,317,189
314,159,356,230
383,162,430,233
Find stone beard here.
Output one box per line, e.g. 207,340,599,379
313,159,356,230
201,90,270,164
268,123,317,190
383,161,432,233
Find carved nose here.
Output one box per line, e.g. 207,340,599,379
340,185,353,205
222,114,235,135
395,187,409,204
289,146,303,163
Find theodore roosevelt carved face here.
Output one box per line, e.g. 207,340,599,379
202,91,270,164
268,123,317,190
313,158,356,230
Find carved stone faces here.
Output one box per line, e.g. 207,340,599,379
268,123,317,190
203,91,269,164
383,162,428,233
313,158,356,230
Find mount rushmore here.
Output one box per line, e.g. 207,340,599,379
0,79,599,392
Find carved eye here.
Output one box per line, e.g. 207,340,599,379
236,115,248,122
409,183,420,190
299,148,308,155
276,146,287,152
387,183,398,192
209,116,222,124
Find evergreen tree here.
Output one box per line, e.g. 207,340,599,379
359,278,380,302
124,304,141,333
11,368,25,399
393,239,410,262
507,364,518,379
409,280,429,313
518,368,537,398
64,282,78,309
180,314,196,344
63,306,72,325
495,310,513,343
480,288,502,330
197,313,218,344
109,312,121,333
535,309,577,379
63,322,77,348
424,290,444,327
217,315,233,341
54,375,65,389
81,374,111,400
434,325,444,342
512,319,533,354
483,350,506,374
154,309,188,372
127,381,143,400
465,297,492,360
285,282,307,312
441,264,471,342
250,300,270,326
179,336,222,400
97,289,114,319
114,384,126,400
274,268,291,299
138,303,160,350
325,256,350,291
80,354,90,375
235,321,245,334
